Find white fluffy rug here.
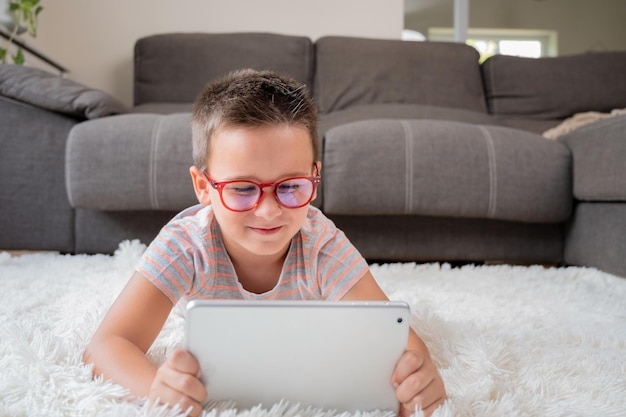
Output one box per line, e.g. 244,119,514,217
1,240,625,417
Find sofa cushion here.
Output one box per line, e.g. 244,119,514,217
319,103,500,136
482,51,626,119
314,104,500,209
66,113,197,211
493,116,561,135
331,214,564,264
314,37,487,114
134,32,314,106
0,64,127,119
131,102,193,114
322,119,572,223
560,115,626,201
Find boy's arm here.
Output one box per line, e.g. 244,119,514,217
83,272,171,393
83,272,206,415
342,271,446,417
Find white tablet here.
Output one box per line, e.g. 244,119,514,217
185,300,410,412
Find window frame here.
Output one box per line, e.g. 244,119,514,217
427,27,558,58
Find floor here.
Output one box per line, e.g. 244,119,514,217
1,250,53,256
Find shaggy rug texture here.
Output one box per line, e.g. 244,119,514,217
1,240,625,417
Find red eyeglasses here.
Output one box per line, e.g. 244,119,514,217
203,168,320,212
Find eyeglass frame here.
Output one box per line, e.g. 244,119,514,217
202,165,321,212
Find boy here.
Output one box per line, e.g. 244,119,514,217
83,69,446,417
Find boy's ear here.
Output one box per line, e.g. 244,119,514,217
312,161,322,200
190,166,212,206
314,161,322,175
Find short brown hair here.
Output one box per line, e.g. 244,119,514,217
191,69,319,169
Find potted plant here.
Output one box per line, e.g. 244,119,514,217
0,0,43,64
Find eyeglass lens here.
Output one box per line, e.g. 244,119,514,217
222,178,314,210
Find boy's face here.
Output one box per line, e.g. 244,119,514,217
192,124,318,262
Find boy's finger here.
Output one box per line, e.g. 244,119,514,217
395,370,434,404
168,348,202,375
151,370,206,417
392,350,425,387
158,354,207,404
152,388,204,417
158,369,207,404
422,395,447,416
413,377,441,405
398,376,447,417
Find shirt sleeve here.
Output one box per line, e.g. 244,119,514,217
136,221,197,304
314,220,369,301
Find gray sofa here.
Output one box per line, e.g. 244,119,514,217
1,32,625,277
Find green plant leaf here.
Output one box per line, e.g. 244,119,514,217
2,0,43,65
13,47,25,65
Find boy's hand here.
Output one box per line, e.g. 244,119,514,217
392,349,446,417
149,348,207,417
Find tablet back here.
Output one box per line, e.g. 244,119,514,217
185,300,410,412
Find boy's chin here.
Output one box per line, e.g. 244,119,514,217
244,240,291,257
236,229,290,254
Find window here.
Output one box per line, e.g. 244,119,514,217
427,27,558,61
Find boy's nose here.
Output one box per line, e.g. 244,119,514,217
254,188,282,218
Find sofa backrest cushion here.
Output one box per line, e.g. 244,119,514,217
482,51,626,119
314,37,487,114
134,32,314,106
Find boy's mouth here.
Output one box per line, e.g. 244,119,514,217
249,226,283,235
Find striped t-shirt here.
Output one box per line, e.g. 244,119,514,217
137,204,369,305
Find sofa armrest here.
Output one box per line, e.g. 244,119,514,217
0,64,127,120
560,114,626,201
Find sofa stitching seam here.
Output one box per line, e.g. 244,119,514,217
479,126,498,218
149,117,163,210
65,133,76,208
401,120,414,214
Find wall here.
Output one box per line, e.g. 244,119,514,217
27,0,403,107
405,0,626,56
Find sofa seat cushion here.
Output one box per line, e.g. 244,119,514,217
322,119,572,223
314,37,487,114
561,115,626,201
66,113,197,211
